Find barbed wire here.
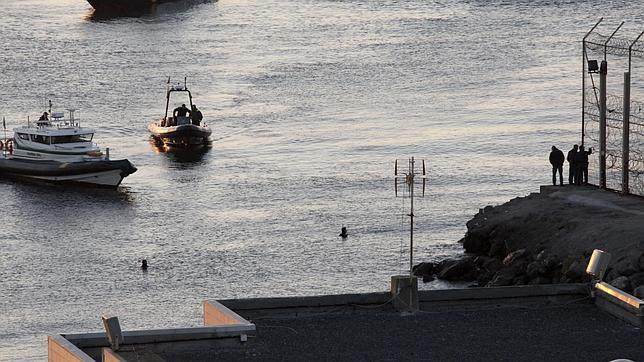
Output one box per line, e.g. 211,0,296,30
586,32,644,58
584,91,644,194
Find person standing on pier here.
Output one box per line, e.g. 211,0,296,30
574,146,592,185
567,144,578,185
549,146,565,186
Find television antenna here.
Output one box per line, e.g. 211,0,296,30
394,157,427,278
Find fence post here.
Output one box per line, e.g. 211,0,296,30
622,72,630,194
599,60,607,189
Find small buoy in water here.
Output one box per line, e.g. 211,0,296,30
339,226,348,238
141,259,148,271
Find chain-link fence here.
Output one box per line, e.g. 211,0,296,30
582,20,644,196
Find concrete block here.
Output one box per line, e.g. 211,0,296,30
101,315,123,351
391,275,418,312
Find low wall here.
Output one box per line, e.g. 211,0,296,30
594,281,644,326
102,348,126,362
219,284,591,319
203,300,254,326
47,335,94,362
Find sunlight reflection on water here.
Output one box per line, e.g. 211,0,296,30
2,0,643,359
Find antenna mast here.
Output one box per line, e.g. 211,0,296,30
394,157,427,278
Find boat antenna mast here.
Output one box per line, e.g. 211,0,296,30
2,116,6,156
48,99,52,115
394,157,427,279
164,77,171,120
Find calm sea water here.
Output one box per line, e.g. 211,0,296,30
1,0,642,359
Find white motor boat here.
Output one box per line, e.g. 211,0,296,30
0,108,137,188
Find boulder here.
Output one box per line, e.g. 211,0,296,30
474,256,504,273
634,286,644,299
628,272,644,290
422,274,436,283
488,239,508,259
503,249,528,266
613,255,639,277
476,271,495,287
486,269,516,287
542,256,562,274
562,257,587,282
462,230,491,254
412,262,435,278
526,261,547,279
550,269,563,284
608,276,631,293
436,259,457,273
537,250,561,271
604,267,619,283
502,250,530,278
438,257,476,281
512,274,529,285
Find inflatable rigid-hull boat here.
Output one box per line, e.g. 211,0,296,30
148,122,212,147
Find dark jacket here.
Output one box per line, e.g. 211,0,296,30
191,110,203,122
567,149,577,164
549,149,565,167
574,148,592,164
173,106,190,118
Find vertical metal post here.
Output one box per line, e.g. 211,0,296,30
582,41,586,147
604,22,624,62
599,60,607,189
581,19,603,147
622,72,630,194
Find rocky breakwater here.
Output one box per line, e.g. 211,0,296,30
413,186,644,298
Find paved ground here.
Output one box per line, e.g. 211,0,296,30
173,300,643,361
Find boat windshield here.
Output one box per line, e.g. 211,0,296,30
51,134,93,144
30,134,51,144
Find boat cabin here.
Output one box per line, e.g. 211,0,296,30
17,110,95,145
11,109,101,161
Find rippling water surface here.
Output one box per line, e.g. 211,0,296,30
1,0,643,359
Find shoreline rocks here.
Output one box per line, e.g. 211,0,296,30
414,187,644,293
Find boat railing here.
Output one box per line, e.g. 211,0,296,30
34,119,82,129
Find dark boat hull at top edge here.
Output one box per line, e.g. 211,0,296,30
86,0,212,13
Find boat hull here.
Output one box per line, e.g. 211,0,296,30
86,0,173,12
86,0,212,13
0,158,137,188
148,123,212,147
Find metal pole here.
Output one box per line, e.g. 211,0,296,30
3,116,6,158
628,30,644,74
582,41,586,147
599,60,607,189
622,72,630,194
582,18,603,146
604,22,624,62
583,18,603,43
